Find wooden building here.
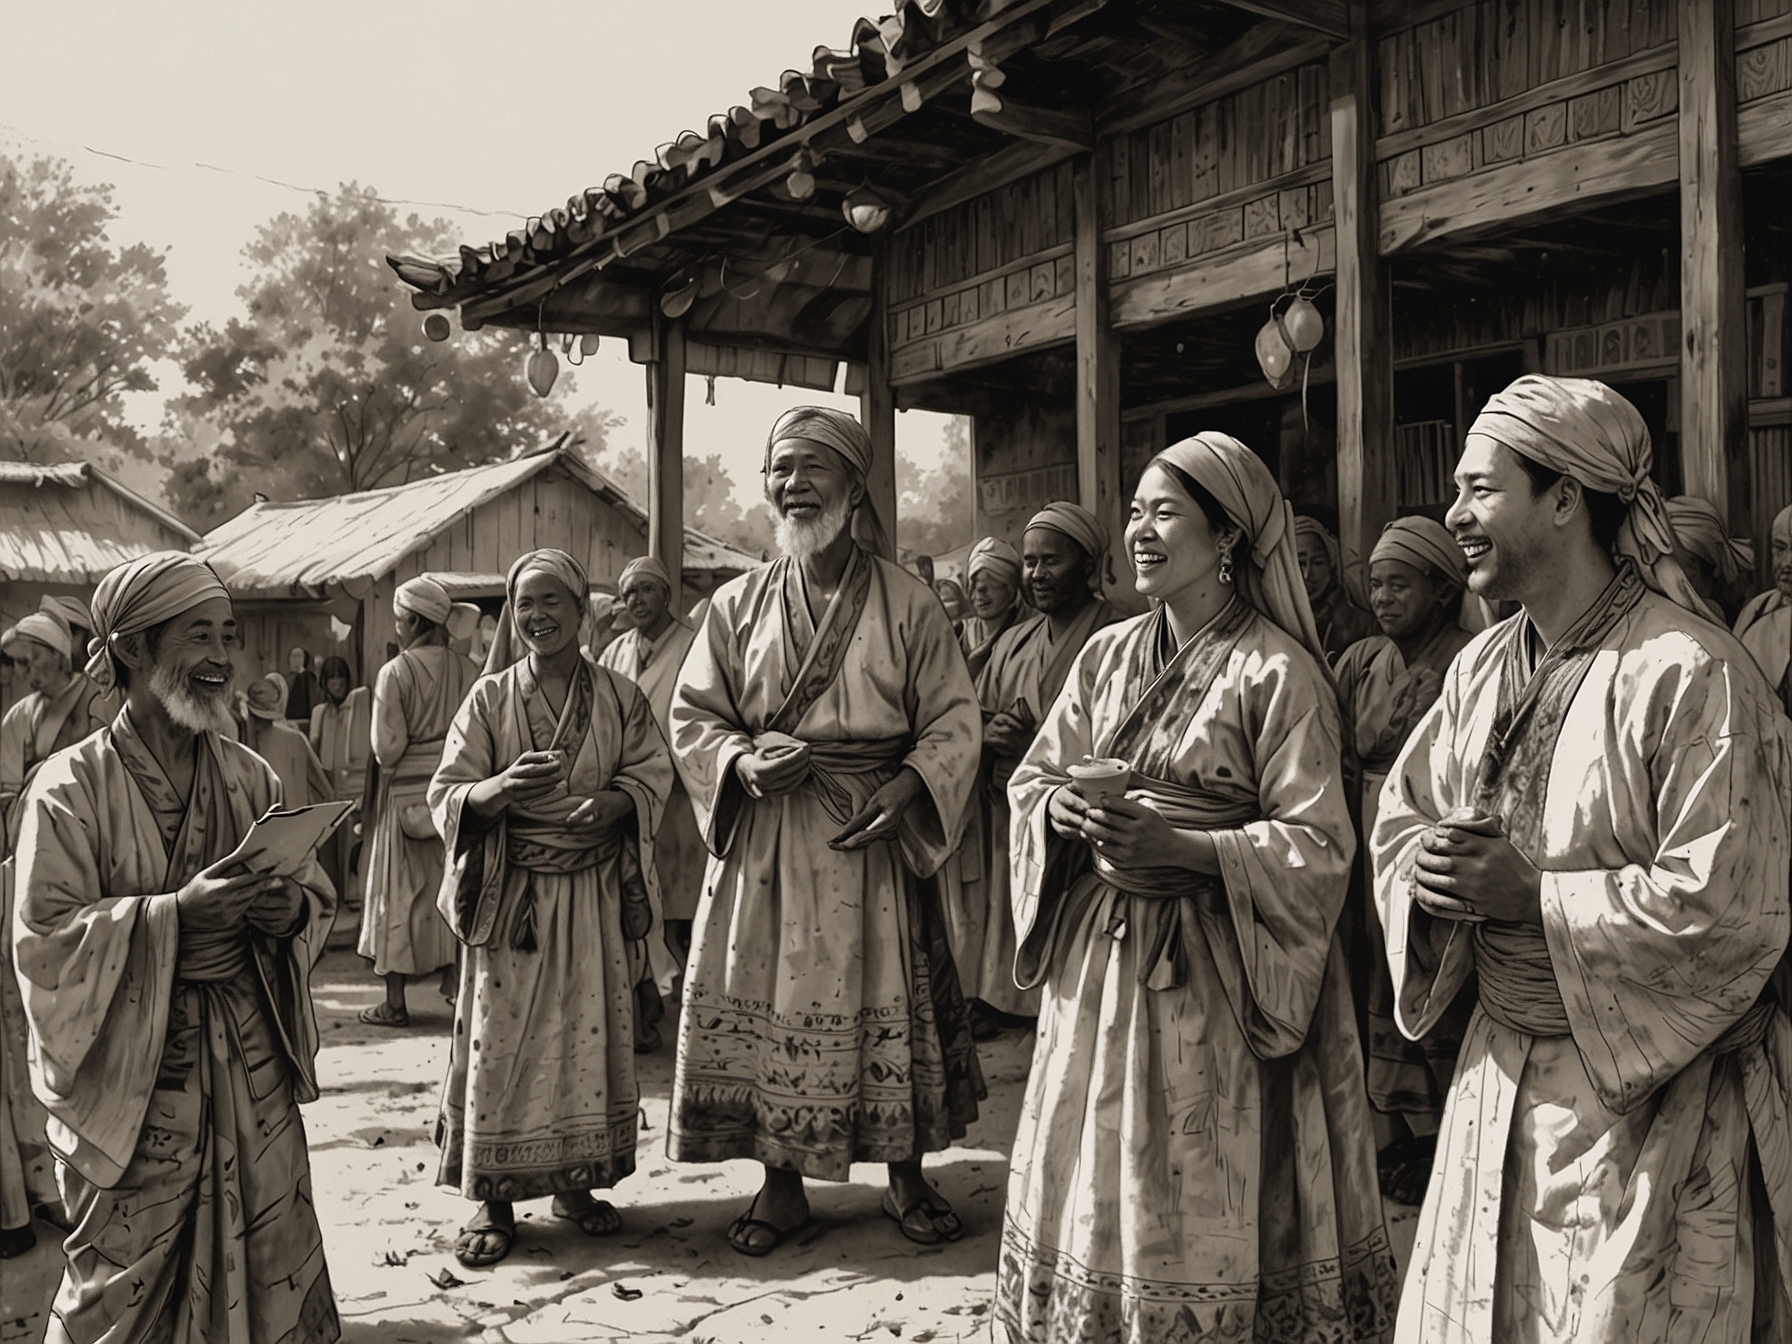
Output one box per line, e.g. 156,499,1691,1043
194,441,760,686
390,0,1792,601
0,460,200,715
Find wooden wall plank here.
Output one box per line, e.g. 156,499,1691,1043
1073,150,1130,607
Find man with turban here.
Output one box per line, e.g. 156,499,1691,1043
11,552,339,1343
242,671,332,810
957,503,1125,1039
1372,375,1792,1342
1332,517,1479,1206
599,555,702,1050
958,537,1026,679
668,405,984,1255
1734,503,1792,713
1296,514,1376,662
359,576,479,1026
1666,495,1753,625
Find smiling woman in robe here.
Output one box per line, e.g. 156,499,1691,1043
429,548,673,1269
997,434,1397,1344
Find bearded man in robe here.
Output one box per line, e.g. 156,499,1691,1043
359,577,478,1026
1297,515,1376,662
12,552,339,1344
599,555,702,1050
960,503,1125,1040
668,406,984,1256
958,537,1026,679
1374,375,1792,1343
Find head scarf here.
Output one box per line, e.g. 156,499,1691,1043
87,552,231,692
244,672,288,721
1370,516,1486,633
393,576,452,626
1151,434,1329,670
39,595,92,637
968,536,1022,588
618,555,673,593
764,405,891,558
446,602,482,644
1026,502,1113,592
2,611,73,661
484,549,590,676
1466,374,1711,618
1667,495,1754,585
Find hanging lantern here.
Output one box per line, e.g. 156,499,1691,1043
785,145,818,201
526,333,558,397
660,272,698,318
842,184,892,234
1283,295,1325,353
1254,314,1296,387
422,313,452,342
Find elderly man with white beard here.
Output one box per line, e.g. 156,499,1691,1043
11,552,339,1344
667,406,985,1256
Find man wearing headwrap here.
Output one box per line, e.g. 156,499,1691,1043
669,405,984,1255
1666,495,1753,624
242,671,332,811
599,555,701,1050
1332,517,1478,1206
1373,375,1792,1343
955,503,1124,1038
11,551,339,1343
1734,503,1792,712
359,576,479,1026
0,613,106,831
958,536,1026,679
1296,514,1376,662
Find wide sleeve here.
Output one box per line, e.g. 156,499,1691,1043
1541,650,1792,1113
602,667,675,942
10,756,180,1185
1200,646,1357,1059
1370,649,1481,1042
370,658,410,769
895,585,983,878
429,676,505,945
668,592,757,857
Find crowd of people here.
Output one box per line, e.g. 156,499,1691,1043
1,372,1791,1344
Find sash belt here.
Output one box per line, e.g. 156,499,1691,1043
177,927,251,982
505,825,618,875
1473,921,1572,1036
389,737,447,785
770,736,909,825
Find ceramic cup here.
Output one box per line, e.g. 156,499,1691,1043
1067,756,1132,806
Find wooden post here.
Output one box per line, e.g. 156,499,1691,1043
1330,19,1395,571
861,240,899,562
1073,147,1128,604
1679,0,1749,526
646,314,686,612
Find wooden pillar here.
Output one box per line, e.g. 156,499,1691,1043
646,314,686,611
1679,0,1750,526
1073,147,1128,603
1330,19,1396,570
861,240,899,562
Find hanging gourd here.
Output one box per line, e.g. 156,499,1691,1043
1255,311,1297,388
526,333,558,397
422,313,451,342
1282,294,1325,352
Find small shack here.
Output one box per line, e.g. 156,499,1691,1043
0,460,201,714
194,442,759,686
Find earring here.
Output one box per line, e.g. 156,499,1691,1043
1217,536,1235,586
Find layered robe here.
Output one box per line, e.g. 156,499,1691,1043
600,619,701,1000
361,643,477,977
1,673,107,1236
12,712,338,1344
248,718,332,810
948,600,1124,1018
430,657,671,1200
1735,587,1792,715
1334,626,1476,1124
1374,566,1792,1343
959,607,1022,681
1000,600,1397,1344
667,548,985,1178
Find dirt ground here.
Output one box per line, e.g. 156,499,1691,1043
2,947,1417,1344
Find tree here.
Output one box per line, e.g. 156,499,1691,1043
897,415,975,557
168,183,593,526
583,441,774,557
0,152,185,465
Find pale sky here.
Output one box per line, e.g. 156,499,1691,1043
0,0,954,510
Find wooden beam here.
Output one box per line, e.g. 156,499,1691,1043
1110,227,1335,329
1073,149,1131,608
646,315,687,611
1102,26,1331,136
1680,0,1750,527
971,97,1093,150
1330,24,1395,573
862,241,899,562
1218,0,1350,39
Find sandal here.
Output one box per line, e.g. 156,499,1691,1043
726,1191,805,1257
454,1210,515,1268
882,1188,963,1245
552,1194,621,1237
359,1003,410,1028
